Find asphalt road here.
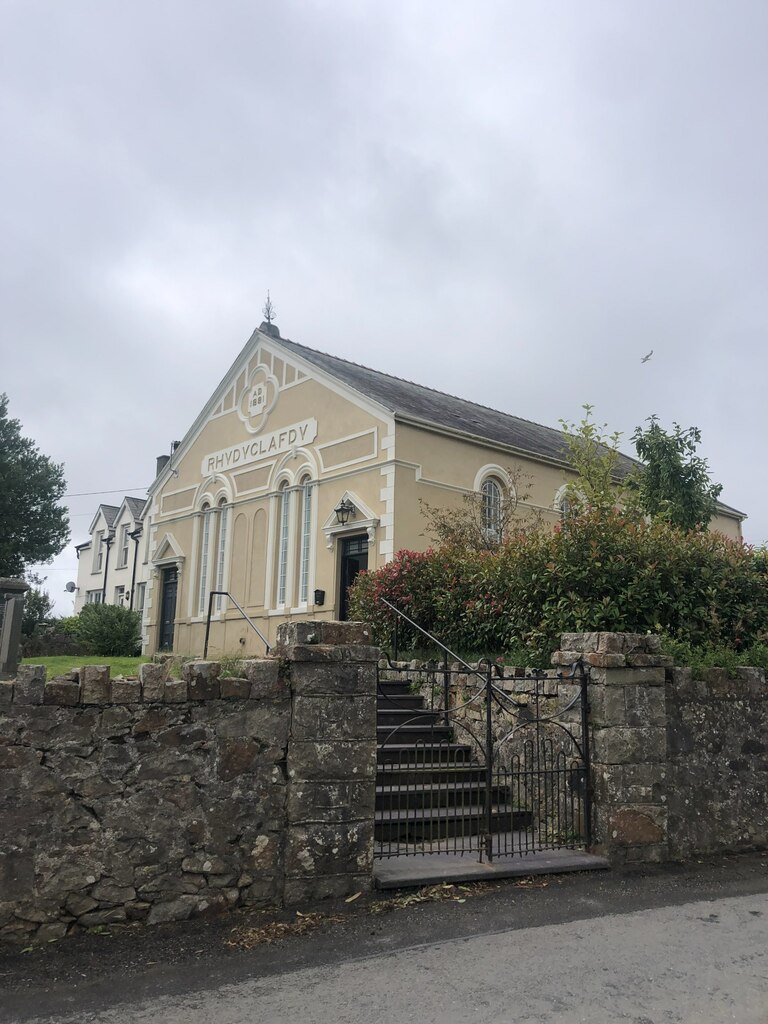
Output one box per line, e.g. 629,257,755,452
4,855,768,1024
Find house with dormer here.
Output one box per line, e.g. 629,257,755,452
73,496,148,614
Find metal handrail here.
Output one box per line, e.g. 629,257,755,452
203,590,271,658
378,597,488,684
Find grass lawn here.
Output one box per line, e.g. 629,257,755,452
21,655,151,678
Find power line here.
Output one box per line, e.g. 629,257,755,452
64,488,149,498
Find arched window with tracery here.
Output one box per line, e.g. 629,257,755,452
276,482,290,606
214,497,228,611
299,475,312,604
481,477,503,543
198,503,213,615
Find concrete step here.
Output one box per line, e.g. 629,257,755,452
377,680,417,696
373,846,611,889
375,780,513,812
377,724,453,745
376,708,440,727
376,763,488,786
376,742,473,765
374,804,528,842
376,693,426,712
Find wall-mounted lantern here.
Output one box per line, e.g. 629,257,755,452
333,498,356,526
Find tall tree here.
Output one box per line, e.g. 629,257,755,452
0,394,69,577
629,417,723,531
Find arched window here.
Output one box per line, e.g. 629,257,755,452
198,503,212,615
554,484,579,522
299,476,312,604
276,482,290,606
214,498,228,611
482,477,503,542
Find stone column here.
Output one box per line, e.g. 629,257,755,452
0,579,29,681
553,632,672,864
277,620,378,903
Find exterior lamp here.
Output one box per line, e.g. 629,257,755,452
334,498,356,526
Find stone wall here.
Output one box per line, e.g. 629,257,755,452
666,666,768,859
554,633,768,865
0,621,377,947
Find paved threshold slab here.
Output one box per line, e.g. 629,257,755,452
374,848,609,889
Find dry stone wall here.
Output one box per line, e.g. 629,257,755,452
0,621,377,947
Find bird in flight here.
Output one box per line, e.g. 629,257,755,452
641,350,653,363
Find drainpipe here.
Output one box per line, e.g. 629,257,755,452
101,536,113,604
128,527,143,610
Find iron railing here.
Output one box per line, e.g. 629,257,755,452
374,600,592,862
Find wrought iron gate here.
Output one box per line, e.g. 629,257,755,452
374,604,592,862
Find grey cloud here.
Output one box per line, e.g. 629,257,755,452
2,0,766,608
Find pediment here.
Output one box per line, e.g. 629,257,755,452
321,490,380,550
152,532,185,565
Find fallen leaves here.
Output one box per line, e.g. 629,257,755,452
225,875,547,948
226,910,344,949
369,881,499,914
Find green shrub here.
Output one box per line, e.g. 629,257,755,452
75,604,141,657
659,637,768,676
349,508,768,662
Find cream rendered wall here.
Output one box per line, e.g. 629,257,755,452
143,337,393,657
709,512,743,541
391,422,743,550
392,422,568,551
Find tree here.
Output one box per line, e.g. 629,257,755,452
629,417,723,532
0,394,69,577
21,574,54,640
559,405,627,515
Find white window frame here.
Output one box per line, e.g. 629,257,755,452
114,585,125,605
276,483,290,607
86,590,103,605
118,524,130,568
215,498,228,612
93,531,104,573
299,477,312,605
198,504,213,615
135,582,146,614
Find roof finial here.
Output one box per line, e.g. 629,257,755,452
262,291,276,325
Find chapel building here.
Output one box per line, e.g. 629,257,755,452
75,321,745,656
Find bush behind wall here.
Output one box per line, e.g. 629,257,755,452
349,509,768,661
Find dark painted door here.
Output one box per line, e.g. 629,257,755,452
339,536,368,620
158,566,178,650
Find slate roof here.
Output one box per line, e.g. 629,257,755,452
99,504,120,530
124,496,147,522
273,333,744,519
276,335,618,468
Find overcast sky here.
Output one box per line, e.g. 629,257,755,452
2,0,766,612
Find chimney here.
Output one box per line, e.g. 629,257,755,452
156,454,170,477
259,321,280,338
